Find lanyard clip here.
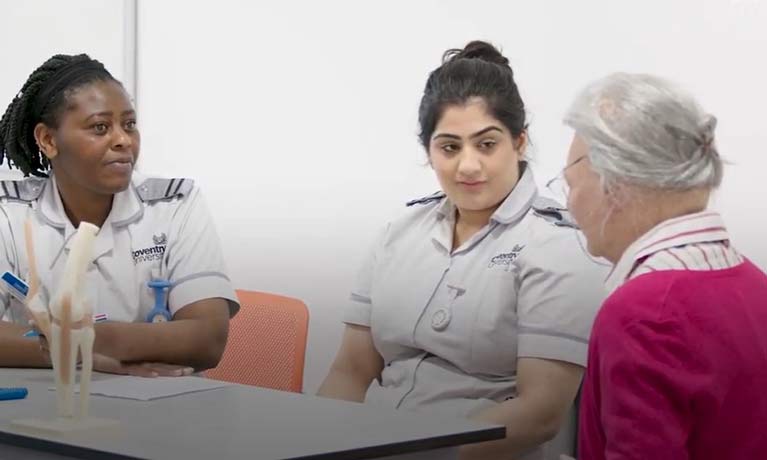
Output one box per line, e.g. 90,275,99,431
146,270,172,323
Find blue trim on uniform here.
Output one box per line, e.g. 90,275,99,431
170,271,231,290
0,178,46,203
531,196,579,229
406,191,446,207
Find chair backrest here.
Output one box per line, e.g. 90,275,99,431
205,290,309,393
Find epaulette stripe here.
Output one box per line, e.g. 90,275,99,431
164,178,176,197
172,178,185,196
406,191,446,207
0,178,45,202
136,177,194,203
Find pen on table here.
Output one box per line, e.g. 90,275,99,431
0,387,28,401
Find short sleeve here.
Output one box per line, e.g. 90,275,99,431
165,188,239,317
342,223,390,327
516,227,607,366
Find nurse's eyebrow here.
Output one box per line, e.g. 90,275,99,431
469,126,503,138
84,111,113,121
84,110,135,121
432,126,504,141
432,133,461,141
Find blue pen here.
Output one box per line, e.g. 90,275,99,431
0,387,28,401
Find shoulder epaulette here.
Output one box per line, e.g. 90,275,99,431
406,191,446,207
0,178,46,202
136,178,194,203
531,196,578,229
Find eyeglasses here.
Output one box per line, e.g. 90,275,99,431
545,155,586,205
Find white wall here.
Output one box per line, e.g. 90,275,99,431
3,1,766,393
136,0,767,392
0,0,132,179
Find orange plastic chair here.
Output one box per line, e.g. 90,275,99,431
205,290,309,393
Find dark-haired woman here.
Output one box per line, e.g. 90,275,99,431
318,42,606,459
0,54,238,376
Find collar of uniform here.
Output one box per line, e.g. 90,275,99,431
109,179,143,228
39,175,144,267
435,162,538,226
37,176,68,230
37,175,143,230
490,163,538,225
605,210,730,294
66,180,143,259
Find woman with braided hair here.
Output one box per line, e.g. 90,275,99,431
0,54,239,376
561,73,767,459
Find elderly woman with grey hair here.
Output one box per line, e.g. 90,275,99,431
556,73,767,460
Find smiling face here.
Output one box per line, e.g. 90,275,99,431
36,79,140,196
428,98,525,216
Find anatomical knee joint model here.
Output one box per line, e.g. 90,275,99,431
24,220,99,420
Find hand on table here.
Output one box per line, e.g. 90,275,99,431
92,354,195,378
37,333,193,378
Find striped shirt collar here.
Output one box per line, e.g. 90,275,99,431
605,211,730,294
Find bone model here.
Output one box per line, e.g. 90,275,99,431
25,220,100,420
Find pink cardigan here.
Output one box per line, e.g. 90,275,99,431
579,260,767,459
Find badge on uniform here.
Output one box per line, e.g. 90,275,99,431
431,308,451,331
488,244,526,270
0,271,29,302
430,285,466,332
146,279,171,323
146,275,172,323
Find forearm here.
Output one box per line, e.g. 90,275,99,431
317,367,372,402
318,324,382,402
460,397,565,460
94,318,226,371
0,322,50,368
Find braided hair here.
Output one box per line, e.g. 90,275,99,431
0,54,116,177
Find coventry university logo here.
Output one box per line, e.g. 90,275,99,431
488,244,525,270
132,233,168,264
153,233,167,245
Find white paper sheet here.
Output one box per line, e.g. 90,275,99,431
49,376,233,401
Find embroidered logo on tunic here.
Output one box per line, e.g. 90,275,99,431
132,234,168,264
152,233,167,245
488,244,525,270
